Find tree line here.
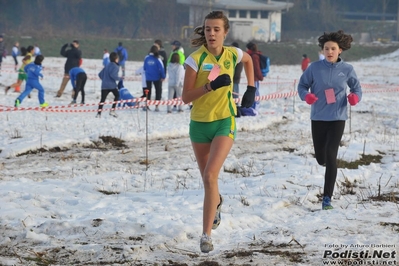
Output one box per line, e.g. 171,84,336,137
0,0,397,39
0,0,187,38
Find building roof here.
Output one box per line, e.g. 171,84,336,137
176,0,293,11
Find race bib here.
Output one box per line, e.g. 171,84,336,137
325,88,336,104
208,64,221,81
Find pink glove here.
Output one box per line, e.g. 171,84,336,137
347,93,359,106
305,93,318,105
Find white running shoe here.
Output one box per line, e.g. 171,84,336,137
200,233,214,253
109,111,117,117
212,194,223,230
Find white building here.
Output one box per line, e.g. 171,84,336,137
177,0,294,43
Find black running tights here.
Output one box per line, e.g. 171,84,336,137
73,72,87,103
311,120,345,198
98,88,119,114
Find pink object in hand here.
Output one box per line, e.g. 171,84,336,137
305,93,318,105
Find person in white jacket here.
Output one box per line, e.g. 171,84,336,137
135,66,147,98
167,53,184,113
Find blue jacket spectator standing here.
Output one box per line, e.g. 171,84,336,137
154,39,168,74
103,48,110,67
15,55,48,108
114,42,128,77
96,52,121,118
117,80,136,107
12,42,20,71
143,45,165,111
69,67,87,104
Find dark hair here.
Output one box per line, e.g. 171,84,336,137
191,11,230,47
154,39,163,47
27,45,34,53
170,53,180,64
318,30,353,51
246,42,258,52
20,47,26,56
118,42,122,46
110,52,118,62
303,54,307,58
149,45,159,57
72,40,79,45
34,55,44,65
231,42,239,48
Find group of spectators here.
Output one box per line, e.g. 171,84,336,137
2,34,268,116
95,39,186,117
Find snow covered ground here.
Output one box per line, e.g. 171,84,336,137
0,49,398,265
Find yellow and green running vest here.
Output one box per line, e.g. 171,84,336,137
188,45,238,122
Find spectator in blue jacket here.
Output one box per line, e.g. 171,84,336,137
117,80,136,108
143,45,165,111
0,35,5,75
15,55,48,108
12,42,20,72
114,42,128,77
103,48,110,67
96,52,121,118
69,66,87,104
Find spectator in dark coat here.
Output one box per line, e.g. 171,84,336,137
154,39,168,74
301,54,311,72
246,42,264,110
56,40,82,97
0,35,5,75
231,42,243,99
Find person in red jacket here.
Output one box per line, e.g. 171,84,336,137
246,42,263,109
301,54,311,72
